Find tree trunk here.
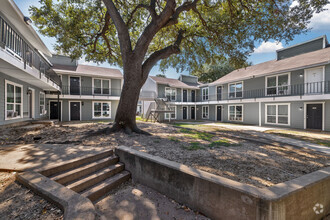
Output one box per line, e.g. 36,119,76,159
108,62,149,135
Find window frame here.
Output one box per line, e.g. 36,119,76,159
92,101,112,119
39,92,45,116
5,80,23,120
165,87,176,101
202,87,209,101
92,78,111,95
265,103,290,126
265,73,291,96
202,105,209,119
165,105,176,119
228,104,243,122
228,81,243,99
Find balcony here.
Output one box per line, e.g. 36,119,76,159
162,81,330,103
0,15,61,89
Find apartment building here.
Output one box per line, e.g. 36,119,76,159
142,35,330,131
0,0,61,126
45,55,123,121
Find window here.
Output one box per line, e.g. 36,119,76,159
229,82,243,98
266,73,289,96
202,87,209,101
228,105,243,121
165,106,176,119
39,92,45,115
93,102,111,118
93,79,110,95
266,104,290,125
202,106,209,119
5,81,22,120
165,87,176,101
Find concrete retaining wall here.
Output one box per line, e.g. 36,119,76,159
115,146,330,220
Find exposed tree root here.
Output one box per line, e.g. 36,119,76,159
86,122,151,137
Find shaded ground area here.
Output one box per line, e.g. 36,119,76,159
0,121,328,188
96,181,209,220
0,172,63,219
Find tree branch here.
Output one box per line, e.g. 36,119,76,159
126,3,157,26
141,29,184,81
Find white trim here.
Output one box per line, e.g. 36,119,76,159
48,100,63,121
28,87,35,119
68,75,81,95
165,87,176,101
202,87,209,101
182,89,188,102
190,106,196,120
228,104,244,122
92,101,112,119
265,72,291,96
258,102,261,127
304,66,325,94
304,102,325,131
216,85,223,101
165,105,176,120
265,103,291,126
92,78,111,95
228,81,244,98
68,101,82,121
39,91,46,116
202,105,209,119
215,105,223,121
182,106,188,120
5,80,23,120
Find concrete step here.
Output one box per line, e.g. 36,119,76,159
51,155,119,185
67,163,125,193
40,150,114,177
81,171,131,202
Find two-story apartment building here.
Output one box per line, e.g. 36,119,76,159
45,55,123,121
142,36,330,131
0,0,61,126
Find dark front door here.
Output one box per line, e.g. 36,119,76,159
70,102,80,121
307,104,322,130
216,106,222,121
70,77,80,95
191,90,195,102
217,86,222,101
183,107,187,119
191,107,195,119
50,101,61,120
183,90,187,102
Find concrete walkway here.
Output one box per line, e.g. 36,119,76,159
204,123,330,154
0,144,112,171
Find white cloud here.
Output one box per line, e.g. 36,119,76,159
309,4,330,30
253,41,283,54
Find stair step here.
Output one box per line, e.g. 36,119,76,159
40,150,114,177
81,171,131,202
51,155,119,185
67,163,125,193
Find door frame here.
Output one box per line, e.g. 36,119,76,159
28,87,35,119
68,75,81,95
49,100,63,121
304,66,325,93
69,100,82,121
191,90,196,102
304,102,325,131
182,89,188,102
182,105,188,120
215,105,223,121
190,106,196,120
216,86,223,101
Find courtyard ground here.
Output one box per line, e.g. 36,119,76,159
0,121,328,188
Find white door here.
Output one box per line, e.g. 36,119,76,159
305,67,323,94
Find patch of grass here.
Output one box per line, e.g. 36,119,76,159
179,128,214,141
209,139,235,148
136,116,145,122
185,142,204,150
169,136,180,143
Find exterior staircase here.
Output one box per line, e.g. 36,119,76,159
40,150,130,202
146,98,174,122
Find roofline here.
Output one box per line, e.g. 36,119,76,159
210,61,330,86
53,69,123,79
276,35,327,53
9,0,52,57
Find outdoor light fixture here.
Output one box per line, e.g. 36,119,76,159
299,107,303,110
27,89,32,95
24,16,32,25
299,74,304,77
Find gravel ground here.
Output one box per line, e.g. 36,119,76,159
0,172,63,220
0,121,328,188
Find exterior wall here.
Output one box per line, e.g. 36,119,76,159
180,75,198,84
277,37,324,60
325,64,330,82
0,72,46,125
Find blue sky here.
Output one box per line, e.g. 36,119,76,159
15,0,330,79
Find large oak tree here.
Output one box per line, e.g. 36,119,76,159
31,0,327,134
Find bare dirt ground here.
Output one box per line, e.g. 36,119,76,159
0,172,63,220
0,121,329,188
